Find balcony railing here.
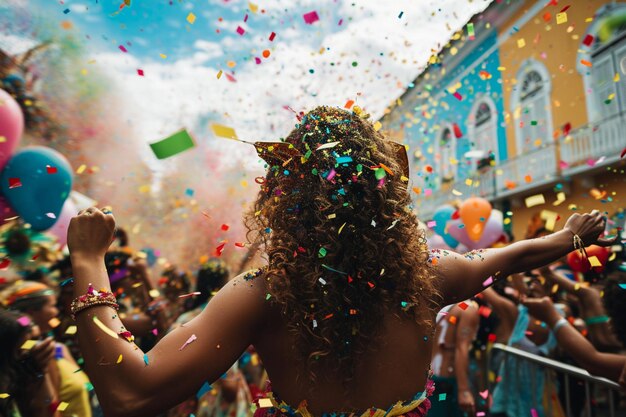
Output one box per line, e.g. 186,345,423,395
417,113,626,218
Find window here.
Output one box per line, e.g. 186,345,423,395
472,99,498,162
465,97,499,172
437,125,456,184
578,4,626,123
512,61,552,153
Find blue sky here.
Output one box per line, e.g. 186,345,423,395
2,0,491,181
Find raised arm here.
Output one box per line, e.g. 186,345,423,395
67,208,268,417
522,296,625,383
454,303,480,416
433,211,614,305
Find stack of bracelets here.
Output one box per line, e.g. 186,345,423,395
70,284,119,320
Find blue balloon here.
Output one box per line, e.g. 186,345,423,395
432,205,459,248
1,146,73,231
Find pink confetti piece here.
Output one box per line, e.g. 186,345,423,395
482,276,493,287
479,390,489,399
255,57,261,64
477,413,486,417
424,188,432,197
179,334,197,351
426,220,437,228
151,328,158,336
453,91,463,101
137,69,144,76
303,10,319,24
326,168,336,181
119,45,128,53
338,18,343,25
178,291,201,298
559,160,569,169
269,32,276,41
236,26,245,35
531,409,538,417
17,316,32,326
244,14,248,22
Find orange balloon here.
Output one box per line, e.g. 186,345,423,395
459,198,492,241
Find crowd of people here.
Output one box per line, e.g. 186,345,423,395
0,107,625,417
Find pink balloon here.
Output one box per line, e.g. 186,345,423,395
447,210,504,250
47,199,77,248
428,234,453,250
0,194,16,221
0,89,24,171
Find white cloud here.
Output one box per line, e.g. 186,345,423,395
91,0,491,193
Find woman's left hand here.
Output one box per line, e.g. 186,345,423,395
67,207,116,259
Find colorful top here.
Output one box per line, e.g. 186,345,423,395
253,377,434,417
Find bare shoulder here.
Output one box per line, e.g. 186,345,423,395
212,268,272,321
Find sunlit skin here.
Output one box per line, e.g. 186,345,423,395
66,206,613,417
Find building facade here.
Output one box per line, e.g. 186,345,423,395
381,0,626,239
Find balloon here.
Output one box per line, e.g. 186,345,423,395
459,198,492,241
47,199,77,248
428,234,453,251
0,194,16,222
448,209,504,250
432,205,459,248
0,89,24,171
567,245,611,273
1,146,73,231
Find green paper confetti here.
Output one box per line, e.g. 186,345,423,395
149,129,196,159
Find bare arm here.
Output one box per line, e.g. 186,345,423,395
454,305,480,415
523,297,626,383
434,211,613,305
68,209,267,417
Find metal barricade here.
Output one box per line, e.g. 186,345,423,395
491,343,623,417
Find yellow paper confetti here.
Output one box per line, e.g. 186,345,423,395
0,136,5,143
117,354,123,364
217,70,223,79
338,222,346,234
65,325,77,335
452,189,463,196
249,2,258,13
258,398,273,408
556,12,568,24
373,121,382,131
614,73,620,82
525,194,545,208
57,402,69,412
211,123,238,140
159,53,167,59
588,256,602,267
76,164,87,174
540,210,559,231
92,316,120,339
0,393,9,399
186,12,196,24
20,340,37,350
465,179,473,186
553,192,566,206
517,38,526,48
48,317,61,329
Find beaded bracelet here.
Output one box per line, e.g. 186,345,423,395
552,317,569,335
71,284,119,320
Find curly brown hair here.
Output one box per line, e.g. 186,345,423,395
244,106,440,385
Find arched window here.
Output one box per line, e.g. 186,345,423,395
578,4,626,122
437,125,456,184
512,60,552,153
471,98,498,162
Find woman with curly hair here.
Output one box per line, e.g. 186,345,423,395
65,106,615,417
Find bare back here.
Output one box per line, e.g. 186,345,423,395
252,277,436,415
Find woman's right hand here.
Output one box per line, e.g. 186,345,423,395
563,210,616,246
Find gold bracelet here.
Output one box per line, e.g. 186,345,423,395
71,284,119,320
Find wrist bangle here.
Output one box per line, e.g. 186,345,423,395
552,317,569,334
71,284,119,320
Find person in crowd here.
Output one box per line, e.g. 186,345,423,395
65,106,614,417
481,272,566,417
0,309,61,417
1,280,94,417
522,267,626,388
429,300,480,417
